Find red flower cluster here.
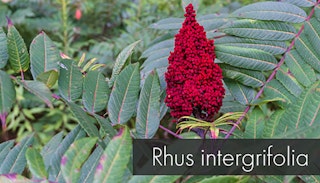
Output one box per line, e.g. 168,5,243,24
165,4,225,121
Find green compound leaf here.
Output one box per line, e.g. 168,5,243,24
109,40,140,87
61,137,98,183
0,27,8,68
93,126,132,183
232,2,307,23
0,71,16,115
7,21,29,73
30,31,60,79
26,148,48,179
83,70,110,113
58,59,83,102
108,63,140,125
136,71,161,139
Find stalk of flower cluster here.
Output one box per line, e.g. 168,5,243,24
165,4,225,122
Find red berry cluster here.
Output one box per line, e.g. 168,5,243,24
165,3,225,121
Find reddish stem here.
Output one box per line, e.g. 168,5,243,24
225,2,319,139
159,125,182,139
0,113,7,132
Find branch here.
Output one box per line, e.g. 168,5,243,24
159,125,182,139
225,2,320,139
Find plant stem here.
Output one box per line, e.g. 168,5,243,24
0,113,7,132
159,125,182,139
60,0,69,54
225,1,320,139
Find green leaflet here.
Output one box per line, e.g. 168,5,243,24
244,108,265,139
61,137,98,183
221,64,265,88
83,70,110,113
0,71,16,114
215,45,277,71
19,80,53,108
0,140,14,163
282,0,316,7
109,40,140,87
232,2,307,23
30,31,60,79
262,110,285,138
67,102,100,139
26,148,48,179
215,36,287,55
79,137,112,183
128,175,180,183
93,126,132,183
36,70,59,88
299,18,320,72
7,22,29,73
284,50,316,87
273,81,320,138
220,87,246,113
48,125,86,182
294,33,320,73
41,132,63,172
141,39,173,58
221,19,296,41
0,135,34,174
58,59,83,102
276,67,303,97
108,63,140,125
93,114,117,137
264,80,296,108
224,79,255,106
141,50,168,69
136,71,161,139
0,27,8,68
149,18,183,30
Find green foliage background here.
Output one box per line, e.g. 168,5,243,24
0,0,320,182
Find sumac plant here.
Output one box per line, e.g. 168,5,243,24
0,0,320,182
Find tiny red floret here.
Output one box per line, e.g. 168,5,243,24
165,4,225,121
